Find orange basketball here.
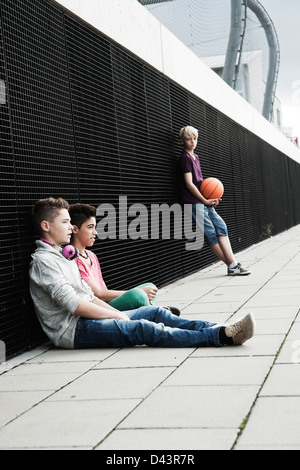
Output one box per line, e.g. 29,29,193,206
200,177,224,200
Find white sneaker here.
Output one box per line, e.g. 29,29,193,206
228,263,251,276
225,312,255,345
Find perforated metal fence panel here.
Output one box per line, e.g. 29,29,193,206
1,0,300,358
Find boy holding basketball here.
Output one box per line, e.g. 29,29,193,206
178,125,251,276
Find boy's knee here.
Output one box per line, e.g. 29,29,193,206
205,230,219,246
128,287,150,308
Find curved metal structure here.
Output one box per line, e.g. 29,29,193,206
139,0,280,122
247,0,280,121
222,0,247,89
223,0,280,121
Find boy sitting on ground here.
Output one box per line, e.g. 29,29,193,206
29,197,255,350
68,202,179,316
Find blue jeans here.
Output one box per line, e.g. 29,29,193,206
192,203,228,246
74,306,222,349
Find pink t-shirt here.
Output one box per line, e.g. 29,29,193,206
76,250,106,291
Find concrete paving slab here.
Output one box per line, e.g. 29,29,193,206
244,295,300,307
256,287,300,298
199,289,256,303
157,293,205,302
265,279,300,288
95,346,195,368
3,361,95,375
26,348,119,363
166,356,273,386
46,367,175,400
95,428,238,451
235,397,300,450
162,356,273,386
285,321,300,339
0,390,53,428
0,369,81,392
191,334,284,358
275,339,300,364
207,284,259,294
237,305,299,320
0,398,140,450
255,318,294,335
181,313,230,325
0,343,52,374
219,277,264,287
183,301,242,314
157,286,213,302
260,363,300,396
270,274,300,283
118,385,260,430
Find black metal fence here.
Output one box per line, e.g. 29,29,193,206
1,0,300,358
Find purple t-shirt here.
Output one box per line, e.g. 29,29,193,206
178,151,203,204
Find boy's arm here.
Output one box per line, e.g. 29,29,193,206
92,296,119,312
184,173,219,206
86,279,126,302
30,258,129,320
74,299,130,320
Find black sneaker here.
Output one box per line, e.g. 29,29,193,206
164,306,181,316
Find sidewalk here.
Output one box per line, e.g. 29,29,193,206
1,226,300,450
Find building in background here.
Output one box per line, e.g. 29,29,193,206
138,0,291,139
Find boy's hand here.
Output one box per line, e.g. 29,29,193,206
140,285,158,302
206,198,221,207
115,312,131,321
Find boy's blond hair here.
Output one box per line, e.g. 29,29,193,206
179,125,198,142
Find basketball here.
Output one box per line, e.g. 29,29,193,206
200,177,224,200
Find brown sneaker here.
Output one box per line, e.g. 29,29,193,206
225,313,255,345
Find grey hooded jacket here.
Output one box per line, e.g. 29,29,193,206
29,240,95,348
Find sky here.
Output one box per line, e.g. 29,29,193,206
260,0,300,139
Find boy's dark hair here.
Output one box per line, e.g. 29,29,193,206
69,203,96,228
32,197,69,234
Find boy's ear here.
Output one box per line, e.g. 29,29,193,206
72,224,80,234
40,220,50,232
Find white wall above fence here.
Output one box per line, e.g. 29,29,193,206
55,0,300,163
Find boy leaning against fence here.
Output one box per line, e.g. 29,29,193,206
28,197,255,349
178,125,251,276
68,202,179,316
